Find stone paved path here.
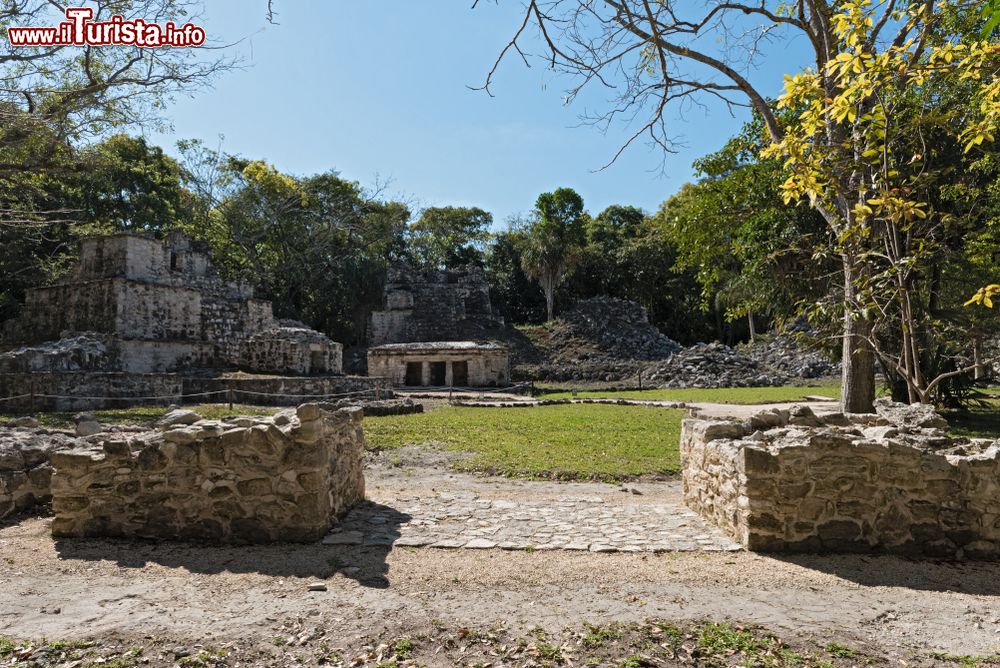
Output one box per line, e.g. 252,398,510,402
324,484,742,553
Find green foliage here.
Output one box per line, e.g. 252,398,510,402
407,206,492,269
563,205,717,344
653,118,832,331
178,147,410,345
365,404,685,480
486,223,547,325
521,188,588,320
0,133,200,326
0,1,231,221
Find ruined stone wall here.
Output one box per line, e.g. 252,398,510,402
0,430,79,519
182,375,381,406
368,344,510,387
0,373,183,411
0,372,383,411
681,402,1000,559
242,327,344,376
50,404,366,543
9,280,202,343
368,265,504,345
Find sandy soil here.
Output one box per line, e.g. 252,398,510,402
2,463,999,662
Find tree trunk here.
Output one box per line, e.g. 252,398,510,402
973,333,984,381
841,259,876,413
542,275,555,321
748,311,757,342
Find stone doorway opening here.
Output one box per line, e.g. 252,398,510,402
405,362,423,386
429,361,447,386
452,360,469,386
309,346,326,374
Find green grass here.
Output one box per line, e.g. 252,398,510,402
365,404,684,480
0,403,277,429
943,398,1000,439
539,381,840,404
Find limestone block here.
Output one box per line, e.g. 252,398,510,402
681,403,1000,559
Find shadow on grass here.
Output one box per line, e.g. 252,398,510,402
770,552,1000,595
52,502,411,590
943,404,1000,439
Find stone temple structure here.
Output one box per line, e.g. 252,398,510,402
368,264,505,345
368,341,510,388
0,232,377,409
367,264,511,388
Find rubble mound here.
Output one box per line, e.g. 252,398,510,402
0,333,111,374
557,297,682,361
638,342,789,388
736,335,839,379
513,298,681,381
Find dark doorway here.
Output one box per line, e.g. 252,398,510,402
310,350,326,374
429,361,447,386
452,361,469,387
405,362,423,386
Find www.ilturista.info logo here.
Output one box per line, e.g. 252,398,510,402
7,7,206,47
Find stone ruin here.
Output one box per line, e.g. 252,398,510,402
682,399,1000,559
0,232,379,409
366,264,511,388
368,264,505,346
0,404,366,543
368,341,510,388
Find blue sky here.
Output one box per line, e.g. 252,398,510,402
150,1,812,226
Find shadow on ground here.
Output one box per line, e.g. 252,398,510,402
773,552,1000,595
53,502,411,589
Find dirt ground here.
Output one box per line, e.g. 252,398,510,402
3,452,1000,665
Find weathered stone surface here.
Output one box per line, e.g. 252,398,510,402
0,430,80,519
681,401,1000,559
368,264,504,346
158,409,202,428
325,485,742,553
49,404,366,543
0,232,352,409
368,341,510,388
74,421,104,437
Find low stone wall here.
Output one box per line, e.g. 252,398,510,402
49,404,366,543
182,374,388,406
0,372,388,411
681,400,1000,559
0,430,80,519
0,372,183,411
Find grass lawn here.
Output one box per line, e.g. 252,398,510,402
365,403,685,480
0,403,277,429
943,398,1000,439
539,381,840,404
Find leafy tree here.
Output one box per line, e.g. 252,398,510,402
407,206,493,269
485,0,1000,411
521,188,587,321
0,1,234,226
180,153,410,344
764,2,1000,404
485,223,547,325
654,122,833,340
0,134,197,325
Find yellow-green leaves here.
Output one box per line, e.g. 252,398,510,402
965,284,1000,308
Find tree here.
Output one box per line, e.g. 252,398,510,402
407,206,493,269
0,1,234,226
521,188,587,320
485,222,548,325
178,152,410,344
654,120,834,341
484,0,1000,412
